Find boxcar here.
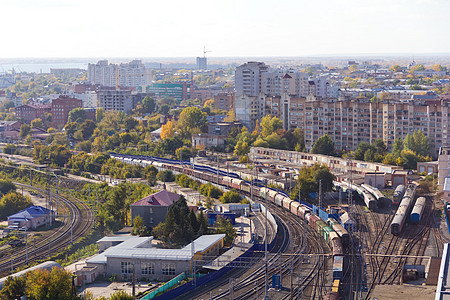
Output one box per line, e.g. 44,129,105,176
328,219,350,247
274,194,284,207
241,182,251,194
331,238,343,256
306,214,320,229
316,220,328,236
323,226,333,243
282,197,291,211
290,201,301,216
222,176,233,188
259,187,270,199
231,178,242,189
298,206,310,219
267,190,278,202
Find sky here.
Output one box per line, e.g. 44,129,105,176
1,0,449,58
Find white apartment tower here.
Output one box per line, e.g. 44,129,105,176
88,60,152,88
235,62,269,97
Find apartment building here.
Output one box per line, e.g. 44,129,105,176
236,93,450,156
97,89,133,113
213,92,235,111
88,60,152,88
235,62,269,97
51,95,83,127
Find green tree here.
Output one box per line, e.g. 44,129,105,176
156,170,175,182
0,179,16,195
19,124,31,138
404,130,430,157
0,192,33,220
310,134,335,156
131,215,149,236
31,118,43,129
291,163,335,202
260,115,282,138
214,216,236,245
108,290,135,300
67,107,87,124
25,267,76,300
80,119,96,139
96,108,104,123
389,65,402,72
0,276,26,300
219,190,241,203
177,107,206,137
158,104,170,115
142,96,156,114
3,144,17,155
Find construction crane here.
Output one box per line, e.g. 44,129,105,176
203,46,211,58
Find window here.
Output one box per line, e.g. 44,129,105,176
121,262,132,274
162,263,175,275
142,263,154,275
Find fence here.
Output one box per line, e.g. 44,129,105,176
142,272,186,299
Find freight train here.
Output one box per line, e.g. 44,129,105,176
390,184,417,235
111,153,348,297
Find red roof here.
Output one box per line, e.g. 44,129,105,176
281,73,292,79
131,190,181,206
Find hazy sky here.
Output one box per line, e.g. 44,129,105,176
2,0,449,58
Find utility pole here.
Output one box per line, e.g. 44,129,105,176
216,154,219,185
229,278,234,300
319,179,322,209
264,179,269,300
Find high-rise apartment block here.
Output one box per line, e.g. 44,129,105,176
196,57,207,70
97,89,133,113
88,60,152,88
236,92,449,156
235,62,337,99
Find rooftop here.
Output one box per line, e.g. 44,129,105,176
87,234,225,263
131,190,181,207
436,243,450,299
8,205,52,220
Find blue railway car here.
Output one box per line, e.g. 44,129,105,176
410,197,426,224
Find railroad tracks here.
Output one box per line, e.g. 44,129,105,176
0,183,94,276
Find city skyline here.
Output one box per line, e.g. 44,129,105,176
1,0,449,58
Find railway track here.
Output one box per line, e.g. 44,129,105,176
0,183,94,276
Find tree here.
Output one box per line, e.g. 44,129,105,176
25,267,76,300
176,146,193,160
404,130,430,157
131,216,149,236
260,115,282,138
31,118,43,129
19,124,31,138
291,163,335,202
142,96,155,114
214,216,236,245
67,107,86,124
158,104,170,115
0,276,26,300
64,122,78,136
389,65,402,72
310,134,335,156
108,290,135,300
160,120,175,140
96,108,104,123
177,107,206,137
0,192,32,220
219,190,241,203
156,170,175,182
3,144,17,155
0,179,16,195
80,120,96,139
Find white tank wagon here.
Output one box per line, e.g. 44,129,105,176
0,261,62,291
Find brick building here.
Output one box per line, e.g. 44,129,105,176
15,103,51,124
51,95,83,127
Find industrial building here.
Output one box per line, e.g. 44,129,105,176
7,205,54,230
86,234,225,281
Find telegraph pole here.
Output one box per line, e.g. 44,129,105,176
264,179,269,300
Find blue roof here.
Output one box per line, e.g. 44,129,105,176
7,206,52,220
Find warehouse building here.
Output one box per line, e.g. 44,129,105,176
7,206,54,230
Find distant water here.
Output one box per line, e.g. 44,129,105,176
0,63,88,74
